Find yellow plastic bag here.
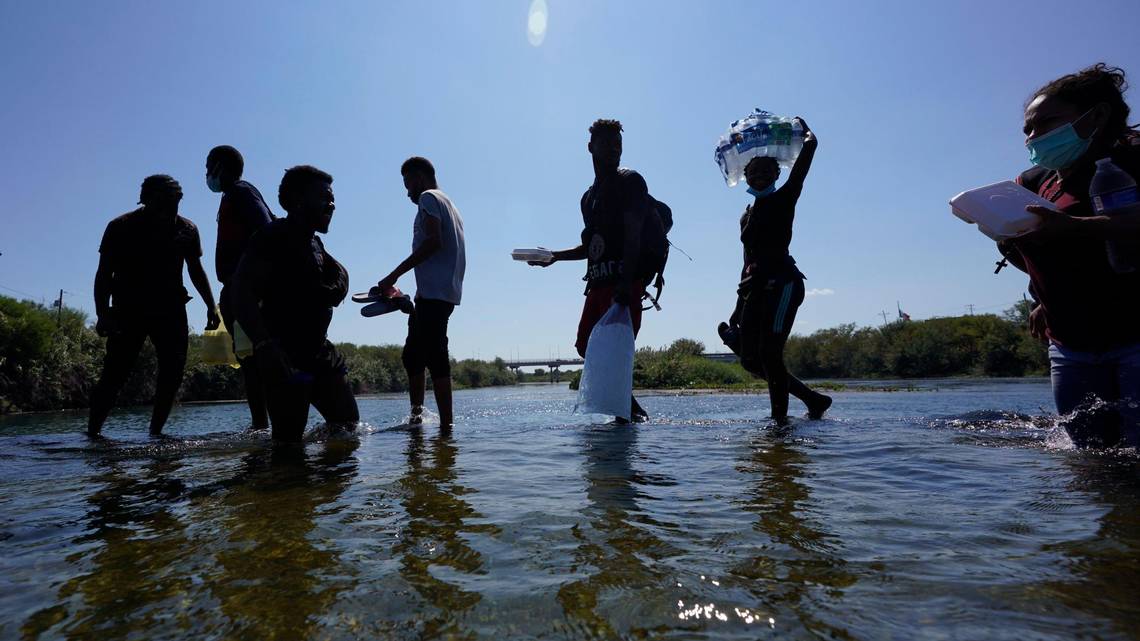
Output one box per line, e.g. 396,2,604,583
233,320,253,360
202,315,239,367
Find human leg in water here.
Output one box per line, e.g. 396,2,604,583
147,311,190,436
238,356,270,430
407,369,426,424
87,317,148,437
310,367,360,428
739,279,831,423
632,396,648,422
263,377,313,443
220,289,269,430
432,377,453,429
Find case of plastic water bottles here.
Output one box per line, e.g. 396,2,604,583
715,109,804,187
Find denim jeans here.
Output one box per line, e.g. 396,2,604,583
1049,341,1140,447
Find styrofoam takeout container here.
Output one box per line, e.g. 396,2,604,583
512,248,554,263
950,180,1058,240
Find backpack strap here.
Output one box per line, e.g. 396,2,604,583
1016,166,1053,196
994,166,1053,275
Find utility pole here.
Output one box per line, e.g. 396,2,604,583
965,304,975,316
55,289,64,327
879,310,889,325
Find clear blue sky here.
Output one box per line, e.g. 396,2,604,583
2,1,1138,361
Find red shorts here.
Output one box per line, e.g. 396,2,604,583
575,281,644,358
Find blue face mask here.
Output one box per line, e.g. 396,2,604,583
1026,109,1096,171
206,173,223,193
747,184,776,199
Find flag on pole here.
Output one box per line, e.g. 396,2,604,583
897,302,911,321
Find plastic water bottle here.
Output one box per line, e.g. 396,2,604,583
714,109,804,187
1090,157,1140,273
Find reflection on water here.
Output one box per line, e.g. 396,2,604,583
557,426,679,637
22,456,194,639
3,381,1140,640
395,426,494,636
728,431,857,636
206,440,358,639
1043,455,1140,639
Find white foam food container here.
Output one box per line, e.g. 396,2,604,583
512,248,554,263
950,180,1056,241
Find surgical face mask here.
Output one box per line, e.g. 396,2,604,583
747,183,777,199
206,173,223,193
1027,108,1097,171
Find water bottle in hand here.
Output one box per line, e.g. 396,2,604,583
1091,157,1140,273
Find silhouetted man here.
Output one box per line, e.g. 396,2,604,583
206,144,272,430
529,119,651,422
375,157,466,429
230,165,358,442
88,175,220,437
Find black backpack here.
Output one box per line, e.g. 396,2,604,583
640,195,673,310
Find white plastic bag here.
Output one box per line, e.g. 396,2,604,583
575,303,635,420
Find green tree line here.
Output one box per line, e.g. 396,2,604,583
784,304,1047,379
1,295,1046,412
568,303,1047,391
0,295,516,413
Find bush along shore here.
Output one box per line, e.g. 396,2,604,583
0,296,517,413
1,295,1045,413
570,303,1047,391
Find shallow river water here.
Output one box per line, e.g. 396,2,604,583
2,380,1138,640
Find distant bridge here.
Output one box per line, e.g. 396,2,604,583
504,352,738,382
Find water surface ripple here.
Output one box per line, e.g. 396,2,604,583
2,380,1138,640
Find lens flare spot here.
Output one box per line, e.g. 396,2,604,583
527,0,548,47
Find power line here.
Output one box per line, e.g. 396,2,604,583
0,283,40,299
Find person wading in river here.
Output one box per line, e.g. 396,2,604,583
996,63,1140,447
206,144,273,431
718,118,832,426
88,175,220,437
230,165,358,442
374,157,466,430
529,119,655,423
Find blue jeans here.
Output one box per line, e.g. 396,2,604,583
1049,341,1140,447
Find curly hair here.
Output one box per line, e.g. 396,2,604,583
1032,63,1133,138
278,165,332,212
589,118,623,139
138,174,183,205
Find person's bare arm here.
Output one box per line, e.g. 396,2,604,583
230,253,272,347
1025,203,1140,241
617,216,644,305
377,213,441,290
230,252,295,383
93,253,114,336
186,255,220,330
616,177,648,305
530,244,586,267
783,117,818,197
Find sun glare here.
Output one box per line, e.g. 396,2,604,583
527,0,548,47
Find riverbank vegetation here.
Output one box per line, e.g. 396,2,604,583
1,295,1045,412
573,304,1046,390
0,296,518,413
